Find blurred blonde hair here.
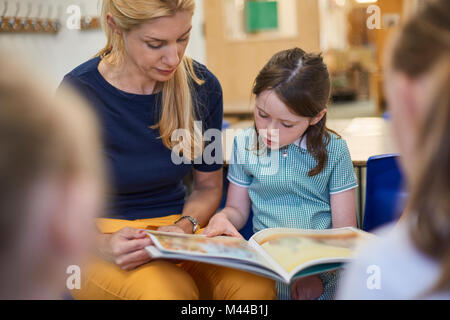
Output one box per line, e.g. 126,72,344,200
389,0,450,295
97,0,204,160
0,56,105,257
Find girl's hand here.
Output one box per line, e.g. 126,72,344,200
290,275,324,300
98,227,153,271
202,212,243,238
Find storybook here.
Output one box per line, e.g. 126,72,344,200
145,227,373,283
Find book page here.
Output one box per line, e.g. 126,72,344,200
147,230,270,267
251,227,371,276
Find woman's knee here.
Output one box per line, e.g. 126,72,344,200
187,263,276,300
73,258,199,300
135,260,199,300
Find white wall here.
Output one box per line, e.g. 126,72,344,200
318,0,349,51
188,0,206,64
0,0,206,91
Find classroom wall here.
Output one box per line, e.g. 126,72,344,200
367,0,404,70
0,0,206,91
318,0,349,51
204,0,321,107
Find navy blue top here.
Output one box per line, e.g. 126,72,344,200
60,57,223,220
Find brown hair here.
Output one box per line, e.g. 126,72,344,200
0,57,106,257
253,47,338,176
97,0,204,160
389,0,450,295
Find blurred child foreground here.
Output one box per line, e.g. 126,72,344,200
0,56,106,299
337,0,450,299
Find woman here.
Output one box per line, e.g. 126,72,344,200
60,0,275,299
338,0,450,299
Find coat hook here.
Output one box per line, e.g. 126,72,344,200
19,2,32,32
31,3,42,32
50,4,61,33
0,1,8,30
40,4,51,32
8,1,20,31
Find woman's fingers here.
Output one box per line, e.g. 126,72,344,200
203,225,243,239
113,237,153,257
121,257,152,271
157,225,185,234
123,237,153,253
115,248,152,268
119,227,148,240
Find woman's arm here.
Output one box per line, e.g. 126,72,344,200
95,169,223,270
330,188,357,228
202,181,251,237
159,168,223,234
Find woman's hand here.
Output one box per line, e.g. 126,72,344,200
202,212,243,238
98,227,153,271
157,225,186,234
290,275,324,300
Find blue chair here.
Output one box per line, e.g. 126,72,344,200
363,154,408,232
240,209,254,240
222,120,231,130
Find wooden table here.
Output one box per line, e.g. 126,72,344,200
222,117,397,226
223,117,396,165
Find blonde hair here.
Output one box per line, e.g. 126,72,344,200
0,56,105,260
389,0,450,295
97,0,205,160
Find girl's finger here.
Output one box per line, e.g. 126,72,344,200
221,225,243,239
203,227,220,237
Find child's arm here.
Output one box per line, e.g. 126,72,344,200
202,182,251,238
330,188,357,228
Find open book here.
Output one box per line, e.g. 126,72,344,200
145,227,373,284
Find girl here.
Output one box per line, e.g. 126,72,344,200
338,0,450,299
0,56,105,299
204,48,358,300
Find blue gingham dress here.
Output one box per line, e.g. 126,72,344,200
227,127,358,300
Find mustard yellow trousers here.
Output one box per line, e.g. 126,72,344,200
71,215,276,300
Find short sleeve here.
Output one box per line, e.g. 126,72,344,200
329,140,358,194
193,65,224,173
227,137,252,188
57,74,81,95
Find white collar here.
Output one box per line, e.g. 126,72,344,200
293,135,307,149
